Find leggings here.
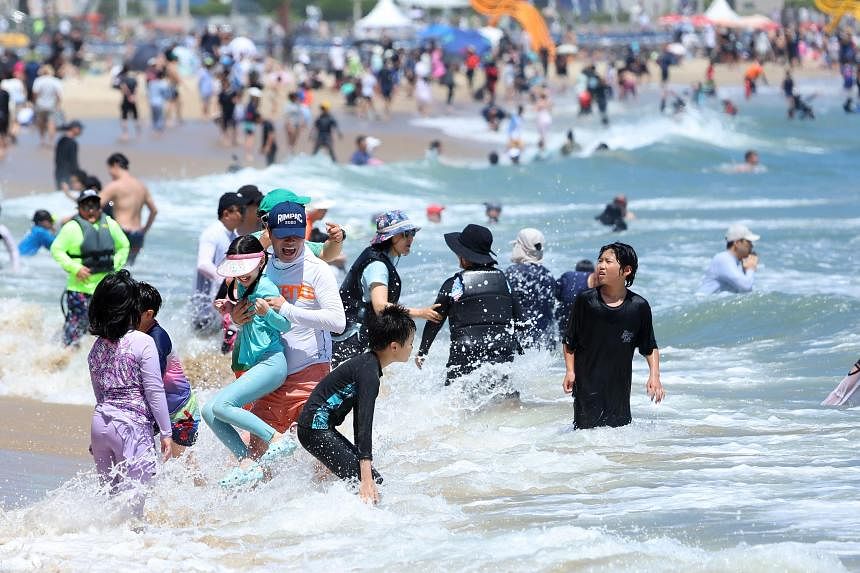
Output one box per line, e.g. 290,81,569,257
297,426,382,484
202,352,287,460
62,290,91,346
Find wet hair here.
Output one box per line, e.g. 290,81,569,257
575,259,595,273
488,151,499,165
225,235,268,302
744,150,756,161
356,135,366,146
107,152,130,170
70,169,88,184
89,270,141,341
367,305,415,351
138,282,163,316
85,175,103,191
598,242,638,286
371,238,393,252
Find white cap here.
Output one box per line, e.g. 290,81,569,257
366,136,382,151
248,87,263,98
725,223,760,242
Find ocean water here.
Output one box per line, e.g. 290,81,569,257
1,81,859,572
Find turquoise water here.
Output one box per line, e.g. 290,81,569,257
0,81,859,571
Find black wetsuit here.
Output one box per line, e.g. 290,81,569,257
504,263,556,349
261,119,277,165
313,113,339,162
564,287,657,429
596,202,627,232
332,247,401,368
418,265,523,384
54,135,79,190
297,351,383,484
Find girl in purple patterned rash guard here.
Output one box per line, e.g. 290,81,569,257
88,270,172,515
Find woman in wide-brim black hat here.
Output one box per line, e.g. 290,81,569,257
416,223,523,385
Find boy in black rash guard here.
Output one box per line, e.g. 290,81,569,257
562,242,665,429
298,305,415,504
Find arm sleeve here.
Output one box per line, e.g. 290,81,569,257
716,255,755,292
306,241,324,257
196,235,219,280
148,326,172,377
353,369,380,460
50,222,83,274
361,261,389,298
637,300,658,356
108,218,130,269
41,228,56,250
278,263,346,332
139,336,172,437
418,277,454,356
563,294,586,350
263,308,292,333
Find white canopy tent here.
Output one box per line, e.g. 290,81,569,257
355,0,416,39
704,0,740,23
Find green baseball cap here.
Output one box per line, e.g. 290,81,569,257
259,188,312,214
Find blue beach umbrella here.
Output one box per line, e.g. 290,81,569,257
419,24,492,56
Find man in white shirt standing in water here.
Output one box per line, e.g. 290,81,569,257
231,201,346,461
699,223,760,295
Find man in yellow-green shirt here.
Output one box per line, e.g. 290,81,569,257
51,190,130,346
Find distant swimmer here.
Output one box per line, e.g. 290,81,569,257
595,142,610,152
845,98,858,113
488,151,500,165
722,99,738,116
18,209,55,257
596,195,634,232
485,202,502,223
426,204,444,223
561,242,664,429
822,357,860,408
698,223,760,295
788,94,815,120
482,102,507,131
560,130,582,156
732,149,763,173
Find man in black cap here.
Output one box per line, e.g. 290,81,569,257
415,224,523,385
235,184,264,235
54,120,83,191
50,189,130,346
192,190,254,331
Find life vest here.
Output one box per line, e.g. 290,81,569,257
448,267,516,354
335,246,401,339
70,214,115,274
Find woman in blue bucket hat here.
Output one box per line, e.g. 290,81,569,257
331,210,441,367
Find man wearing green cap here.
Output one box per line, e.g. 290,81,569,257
255,188,345,262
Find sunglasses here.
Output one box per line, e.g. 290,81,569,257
79,202,101,212
402,229,418,238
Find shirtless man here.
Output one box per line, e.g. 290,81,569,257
99,152,158,265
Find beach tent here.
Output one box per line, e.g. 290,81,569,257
704,0,739,24
355,0,415,39
419,24,492,55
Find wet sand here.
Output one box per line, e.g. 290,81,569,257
0,397,91,509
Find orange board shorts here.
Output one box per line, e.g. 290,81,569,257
245,361,331,457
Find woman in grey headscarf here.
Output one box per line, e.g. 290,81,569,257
504,228,557,349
